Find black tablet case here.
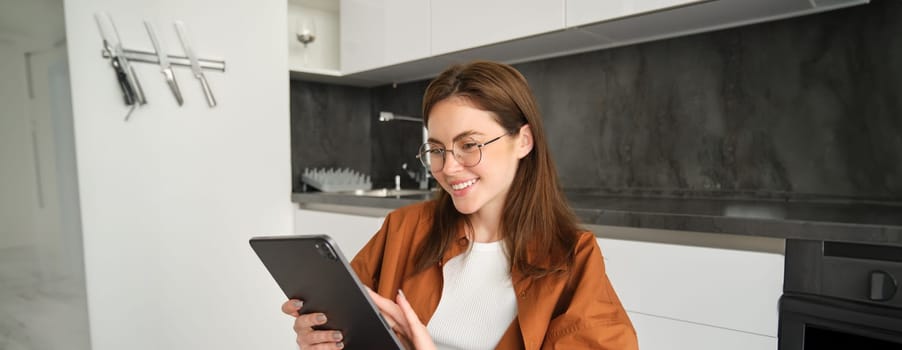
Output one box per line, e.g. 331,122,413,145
250,234,403,349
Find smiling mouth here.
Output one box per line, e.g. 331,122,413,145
450,178,478,191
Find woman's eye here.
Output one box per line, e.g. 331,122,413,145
460,142,478,151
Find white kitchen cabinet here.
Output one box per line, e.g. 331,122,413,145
566,0,707,27
574,0,867,45
296,0,867,86
289,0,341,74
294,207,785,344
430,0,565,56
597,236,784,337
629,312,777,350
340,0,431,75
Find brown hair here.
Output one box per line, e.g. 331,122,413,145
414,61,581,278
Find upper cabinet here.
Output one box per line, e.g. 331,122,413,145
340,0,430,74
572,0,866,46
567,0,707,27
430,0,565,56
288,0,341,75
292,0,871,87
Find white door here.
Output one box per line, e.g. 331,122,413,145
0,41,37,251
26,44,84,290
0,36,90,350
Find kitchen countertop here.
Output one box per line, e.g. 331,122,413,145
292,190,902,247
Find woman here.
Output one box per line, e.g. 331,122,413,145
282,61,638,349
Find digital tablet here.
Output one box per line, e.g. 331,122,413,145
250,234,403,349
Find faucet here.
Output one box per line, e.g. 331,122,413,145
379,111,432,190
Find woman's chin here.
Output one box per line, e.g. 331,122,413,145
451,198,479,215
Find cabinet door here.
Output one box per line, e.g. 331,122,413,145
630,312,778,350
566,0,707,27
340,0,430,74
431,0,565,56
597,237,784,337
289,1,341,73
580,0,815,45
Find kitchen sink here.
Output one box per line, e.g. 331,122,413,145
336,188,436,198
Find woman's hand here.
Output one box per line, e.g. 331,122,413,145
367,288,436,350
281,299,345,349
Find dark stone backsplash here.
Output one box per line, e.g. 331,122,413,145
289,80,371,186
290,0,902,201
371,80,433,190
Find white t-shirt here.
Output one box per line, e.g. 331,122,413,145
426,241,518,350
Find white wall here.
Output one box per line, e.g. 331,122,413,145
63,1,295,349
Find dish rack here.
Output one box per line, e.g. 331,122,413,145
301,168,372,192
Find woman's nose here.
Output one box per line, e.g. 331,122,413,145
441,152,465,174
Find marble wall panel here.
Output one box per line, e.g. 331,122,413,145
289,80,372,191
290,0,902,199
371,81,432,189
517,0,901,199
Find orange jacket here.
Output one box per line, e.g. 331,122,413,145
351,201,638,350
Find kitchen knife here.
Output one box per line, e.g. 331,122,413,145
101,38,135,106
144,21,183,106
95,14,133,105
174,20,216,107
101,12,147,105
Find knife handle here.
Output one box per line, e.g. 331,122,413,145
127,64,147,105
110,57,135,106
198,75,216,107
163,70,184,106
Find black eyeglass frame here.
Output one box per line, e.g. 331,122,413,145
415,132,511,171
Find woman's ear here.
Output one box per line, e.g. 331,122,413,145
515,124,534,159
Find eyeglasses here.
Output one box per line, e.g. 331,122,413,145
416,132,511,172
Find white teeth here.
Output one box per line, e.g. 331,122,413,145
451,179,477,190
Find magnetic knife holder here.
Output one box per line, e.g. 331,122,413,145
100,48,226,72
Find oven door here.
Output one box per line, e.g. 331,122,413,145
779,293,902,349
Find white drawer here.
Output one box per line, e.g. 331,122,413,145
630,312,777,350
597,236,784,336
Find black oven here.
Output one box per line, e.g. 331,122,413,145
779,240,902,349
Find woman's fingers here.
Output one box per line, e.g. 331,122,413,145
368,288,411,336
282,299,304,317
281,292,423,349
397,290,437,350
299,329,344,345
282,299,344,348
303,343,345,350
294,312,328,332
293,313,344,348
396,290,421,327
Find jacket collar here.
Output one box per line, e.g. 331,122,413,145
435,207,557,270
